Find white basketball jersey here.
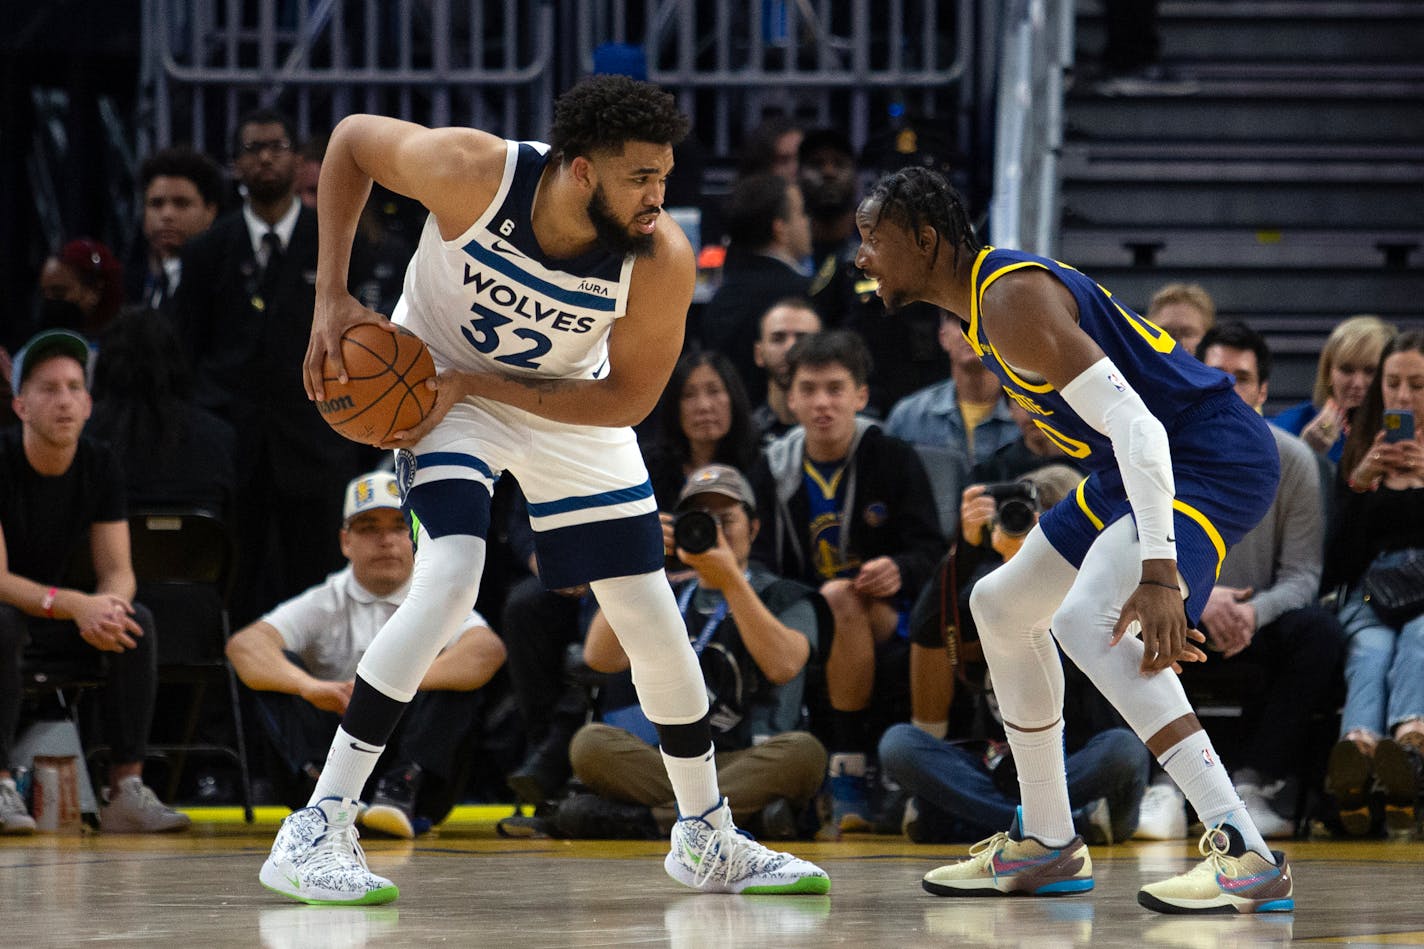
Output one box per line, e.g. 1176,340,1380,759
393,140,636,380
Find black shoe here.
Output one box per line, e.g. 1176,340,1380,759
361,763,424,839
551,793,659,840
508,734,573,805
757,798,799,841
1373,738,1423,837
1326,740,1373,836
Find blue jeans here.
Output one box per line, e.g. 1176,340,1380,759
1338,553,1424,738
879,723,1150,843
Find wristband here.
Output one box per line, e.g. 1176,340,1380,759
1139,579,1179,591
41,587,58,618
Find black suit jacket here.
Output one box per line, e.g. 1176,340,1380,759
171,204,375,495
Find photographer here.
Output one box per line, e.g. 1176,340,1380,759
558,464,828,840
879,464,1151,844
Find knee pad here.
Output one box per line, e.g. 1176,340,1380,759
590,572,707,725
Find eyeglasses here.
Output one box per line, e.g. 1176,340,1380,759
239,139,292,157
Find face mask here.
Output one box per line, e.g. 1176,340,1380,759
39,297,87,332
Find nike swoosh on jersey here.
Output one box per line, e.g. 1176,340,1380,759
491,239,526,258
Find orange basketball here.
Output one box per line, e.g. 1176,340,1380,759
316,324,437,446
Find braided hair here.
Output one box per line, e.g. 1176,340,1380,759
863,166,981,272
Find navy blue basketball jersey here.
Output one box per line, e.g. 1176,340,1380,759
964,247,1233,473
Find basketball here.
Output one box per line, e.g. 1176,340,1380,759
316,324,437,446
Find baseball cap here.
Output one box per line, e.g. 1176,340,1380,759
11,328,90,391
343,471,403,523
676,464,756,512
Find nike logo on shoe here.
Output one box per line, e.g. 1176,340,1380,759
683,841,703,865
1218,867,1285,892
991,849,1065,876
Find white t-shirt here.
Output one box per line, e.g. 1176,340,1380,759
261,565,486,681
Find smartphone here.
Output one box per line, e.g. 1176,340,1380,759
1383,409,1415,443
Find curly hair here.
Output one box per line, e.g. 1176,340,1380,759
863,166,982,273
549,74,690,163
140,146,225,208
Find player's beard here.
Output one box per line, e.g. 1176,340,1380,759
588,185,656,258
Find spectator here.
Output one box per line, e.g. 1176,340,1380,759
970,402,1074,485
38,238,124,338
750,330,945,832
1146,282,1215,356
560,464,826,840
86,308,235,515
126,147,223,311
883,464,1149,845
799,127,861,329
699,173,812,394
885,313,1021,537
1157,322,1345,840
171,107,377,624
1324,329,1424,837
736,114,803,181
225,471,506,837
751,298,823,443
0,329,188,834
1272,315,1396,465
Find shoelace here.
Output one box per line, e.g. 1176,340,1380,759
966,830,1013,869
690,823,779,889
306,822,372,879
1192,823,1234,879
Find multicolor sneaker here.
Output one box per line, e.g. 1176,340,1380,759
260,797,400,905
824,753,872,835
922,808,1093,897
1137,824,1293,915
665,799,830,895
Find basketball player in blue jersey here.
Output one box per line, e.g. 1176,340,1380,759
260,75,828,905
853,167,1294,915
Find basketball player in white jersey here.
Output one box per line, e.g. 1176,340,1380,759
259,75,828,904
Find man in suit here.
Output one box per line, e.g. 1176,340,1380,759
171,108,376,624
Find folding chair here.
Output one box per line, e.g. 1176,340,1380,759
128,508,254,822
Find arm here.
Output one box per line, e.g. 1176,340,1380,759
90,519,138,602
419,624,507,691
450,229,695,429
225,620,351,713
980,271,1194,673
1250,440,1324,629
0,521,143,651
582,608,631,674
305,115,509,399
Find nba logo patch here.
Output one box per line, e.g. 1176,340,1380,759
1107,371,1127,392
1201,747,1215,768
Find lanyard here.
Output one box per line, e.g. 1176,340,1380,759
676,581,730,655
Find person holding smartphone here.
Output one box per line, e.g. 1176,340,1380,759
1326,330,1424,837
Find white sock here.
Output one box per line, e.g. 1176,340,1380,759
661,745,724,827
1006,719,1074,847
309,726,385,807
1158,731,1271,861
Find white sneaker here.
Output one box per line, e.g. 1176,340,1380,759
260,797,400,905
1235,783,1295,840
1133,784,1188,841
665,799,830,895
0,778,36,835
100,776,190,833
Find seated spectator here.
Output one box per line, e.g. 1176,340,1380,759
885,313,1020,536
225,471,506,837
0,329,187,834
750,330,945,833
1324,330,1424,837
1272,315,1396,465
37,238,125,339
882,463,1148,844
699,173,812,393
126,147,223,311
86,308,235,515
1145,282,1215,356
560,464,826,839
750,298,822,444
969,402,1074,484
1161,322,1344,840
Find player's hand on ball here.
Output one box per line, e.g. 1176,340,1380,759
378,369,463,449
305,292,396,401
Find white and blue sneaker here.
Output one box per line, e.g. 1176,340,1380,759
260,797,399,905
665,799,830,895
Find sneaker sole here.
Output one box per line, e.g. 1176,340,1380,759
663,853,831,895
1137,890,1294,915
922,876,1094,898
1372,741,1418,836
259,859,400,906
360,804,415,839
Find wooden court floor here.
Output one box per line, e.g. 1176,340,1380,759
3,809,1423,947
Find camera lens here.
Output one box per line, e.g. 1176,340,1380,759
995,498,1036,538
673,510,718,553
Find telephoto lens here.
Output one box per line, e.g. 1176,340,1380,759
982,482,1040,539
672,509,719,553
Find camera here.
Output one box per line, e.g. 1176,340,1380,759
982,482,1040,538
672,509,719,554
